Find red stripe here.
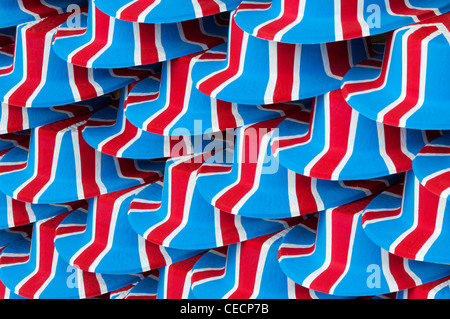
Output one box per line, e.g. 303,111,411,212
21,0,60,18
361,183,404,226
272,42,296,103
405,276,450,299
325,41,352,77
70,65,102,100
272,107,312,153
15,126,59,201
118,0,159,21
340,0,363,39
143,56,192,132
341,32,395,99
80,271,103,298
138,23,159,65
214,99,238,131
78,129,102,198
6,23,48,106
392,182,441,259
381,124,414,171
10,199,31,227
197,15,244,96
100,120,140,156
180,18,225,48
55,225,86,237
69,7,112,67
146,160,203,242
165,253,204,298
17,213,69,298
211,120,282,212
218,212,243,246
293,174,320,214
420,145,450,155
386,253,418,290
227,235,271,298
388,0,440,21
308,91,354,179
278,243,315,258
308,199,372,292
144,242,167,270
71,198,114,269
255,0,302,40
381,26,437,126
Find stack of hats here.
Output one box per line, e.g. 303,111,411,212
0,0,448,300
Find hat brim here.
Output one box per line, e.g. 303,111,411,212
342,56,450,130
191,43,342,105
279,204,450,296
54,202,205,275
362,171,450,263
82,104,199,159
0,95,112,135
196,148,400,218
233,0,450,44
52,10,229,69
95,0,240,24
127,180,303,250
412,134,450,198
0,213,143,299
124,73,307,136
0,126,165,204
0,192,84,230
272,94,430,180
0,15,152,108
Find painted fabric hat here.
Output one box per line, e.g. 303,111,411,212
0,113,165,204
270,89,440,181
412,133,450,199
0,0,88,28
278,195,450,296
341,13,450,130
190,222,355,299
53,183,205,275
127,152,303,250
0,94,112,135
396,275,450,299
94,0,240,24
233,0,450,44
0,212,145,299
124,52,307,137
190,5,380,105
0,11,151,108
196,115,400,219
362,170,450,264
51,0,229,69
82,84,212,159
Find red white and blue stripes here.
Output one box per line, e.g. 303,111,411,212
52,0,229,69
233,0,450,44
94,0,241,23
342,14,450,129
191,6,378,105
270,89,440,180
